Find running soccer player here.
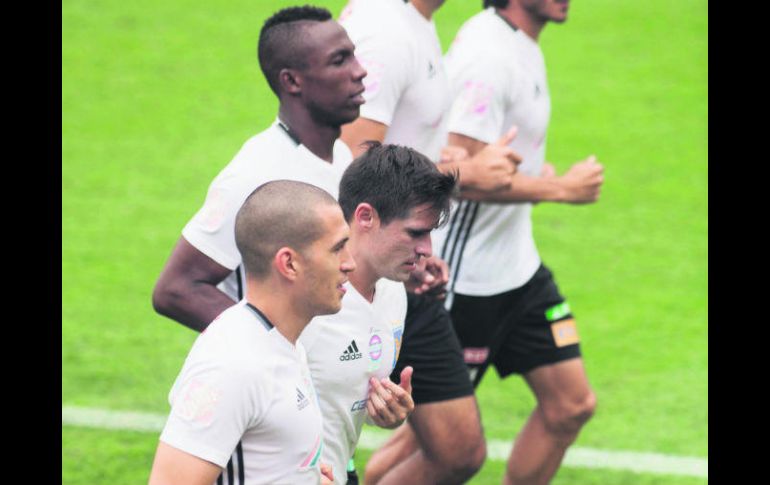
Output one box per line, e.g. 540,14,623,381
338,0,521,482
301,142,458,483
375,1,603,484
148,180,353,485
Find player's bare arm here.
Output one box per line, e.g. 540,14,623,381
340,117,389,157
450,132,604,204
152,236,235,332
148,442,223,485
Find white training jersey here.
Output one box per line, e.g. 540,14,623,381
160,301,325,484
182,121,353,302
340,0,451,161
299,278,407,484
434,8,551,297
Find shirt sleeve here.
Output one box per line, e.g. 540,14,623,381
351,31,412,127
181,167,252,270
160,360,267,467
445,46,513,145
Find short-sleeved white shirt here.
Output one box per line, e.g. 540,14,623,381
182,121,354,301
160,301,325,484
340,0,451,161
299,278,407,484
433,8,551,296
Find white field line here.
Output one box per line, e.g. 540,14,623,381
62,406,707,479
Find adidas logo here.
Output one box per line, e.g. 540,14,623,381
339,340,363,361
296,387,310,410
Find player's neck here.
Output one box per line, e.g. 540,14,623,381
409,0,442,20
246,285,309,345
347,241,379,303
497,6,546,42
278,106,339,163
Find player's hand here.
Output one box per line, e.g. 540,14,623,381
366,366,414,429
460,126,522,192
540,162,557,178
439,145,470,164
558,155,604,204
320,463,334,484
404,256,449,299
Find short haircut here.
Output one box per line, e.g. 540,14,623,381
235,180,338,278
257,5,333,96
338,143,458,227
484,0,510,8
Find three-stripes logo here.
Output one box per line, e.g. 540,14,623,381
339,340,363,361
296,387,310,410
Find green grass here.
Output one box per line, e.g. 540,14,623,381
63,0,707,483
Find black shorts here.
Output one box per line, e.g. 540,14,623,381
390,293,475,405
450,264,582,386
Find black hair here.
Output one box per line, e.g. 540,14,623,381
484,0,510,8
257,5,333,96
339,142,458,227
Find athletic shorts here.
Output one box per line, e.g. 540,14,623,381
389,293,475,404
450,264,582,386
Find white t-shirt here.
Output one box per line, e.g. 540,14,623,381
340,0,451,161
299,278,407,484
160,301,325,484
433,8,551,297
182,121,354,301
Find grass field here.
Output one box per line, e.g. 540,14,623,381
62,0,707,483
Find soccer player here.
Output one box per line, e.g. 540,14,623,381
338,0,521,482
384,1,604,484
151,5,442,484
152,5,366,333
148,180,353,485
302,142,458,483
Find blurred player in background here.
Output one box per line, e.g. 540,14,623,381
148,180,349,485
374,1,603,484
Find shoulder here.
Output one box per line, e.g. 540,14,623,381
374,279,407,316
342,0,415,55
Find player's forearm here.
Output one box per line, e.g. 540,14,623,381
460,172,567,203
152,281,235,333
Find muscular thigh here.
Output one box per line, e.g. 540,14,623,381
408,395,483,459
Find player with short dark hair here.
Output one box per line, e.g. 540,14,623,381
302,142,458,483
149,180,354,485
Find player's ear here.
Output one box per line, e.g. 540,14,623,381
353,203,379,230
274,247,301,281
279,68,302,95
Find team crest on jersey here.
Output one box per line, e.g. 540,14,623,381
391,324,404,368
175,377,221,425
